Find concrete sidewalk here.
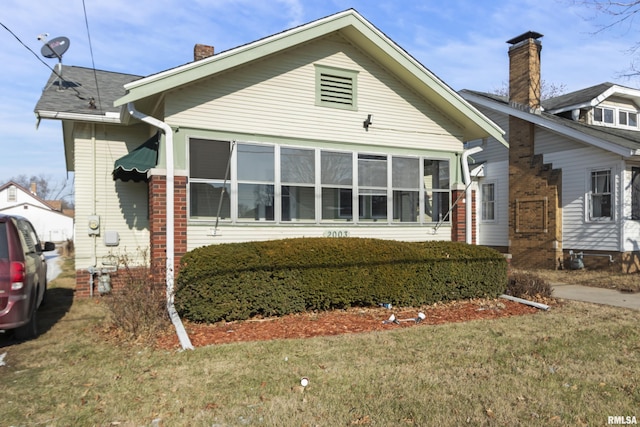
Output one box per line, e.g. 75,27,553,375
552,283,640,310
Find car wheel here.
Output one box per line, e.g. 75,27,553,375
14,308,38,341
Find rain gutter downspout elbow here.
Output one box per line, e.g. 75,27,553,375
461,145,483,245
127,102,194,351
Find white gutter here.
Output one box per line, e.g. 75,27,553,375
461,146,483,244
127,102,194,351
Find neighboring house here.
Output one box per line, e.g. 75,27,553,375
0,181,74,243
460,31,640,272
34,9,505,296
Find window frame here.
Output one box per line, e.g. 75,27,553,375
187,138,453,227
587,168,614,222
480,181,497,222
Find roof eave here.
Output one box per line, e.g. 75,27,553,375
462,91,637,157
36,110,123,124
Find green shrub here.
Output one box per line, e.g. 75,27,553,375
175,238,507,323
506,271,552,299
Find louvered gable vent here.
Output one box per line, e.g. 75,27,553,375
315,65,358,110
320,73,353,106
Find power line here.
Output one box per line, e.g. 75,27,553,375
0,21,60,77
82,0,103,113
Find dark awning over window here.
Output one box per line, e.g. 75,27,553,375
112,132,160,182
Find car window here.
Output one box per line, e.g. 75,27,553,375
15,219,37,254
0,223,8,259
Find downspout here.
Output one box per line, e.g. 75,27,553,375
127,102,194,351
461,145,483,244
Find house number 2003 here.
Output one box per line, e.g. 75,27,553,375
324,230,350,238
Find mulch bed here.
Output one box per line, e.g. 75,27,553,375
155,298,550,350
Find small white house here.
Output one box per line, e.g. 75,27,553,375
0,181,74,243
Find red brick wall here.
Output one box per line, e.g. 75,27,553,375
451,189,476,244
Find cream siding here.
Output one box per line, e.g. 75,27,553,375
73,123,151,270
187,224,451,250
164,33,464,167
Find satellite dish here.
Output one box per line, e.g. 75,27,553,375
41,36,70,60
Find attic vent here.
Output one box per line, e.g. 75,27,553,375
315,65,358,110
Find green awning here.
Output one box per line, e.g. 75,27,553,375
113,132,159,182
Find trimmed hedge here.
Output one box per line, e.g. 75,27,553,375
174,238,507,323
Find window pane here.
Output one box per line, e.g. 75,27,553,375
238,144,274,181
592,170,610,193
604,108,614,124
392,157,419,188
282,186,315,221
481,183,495,221
359,189,387,221
424,191,450,223
321,188,352,220
620,111,628,126
358,154,387,187
238,184,274,220
321,151,352,185
594,108,603,122
190,182,230,219
424,160,449,190
629,113,637,127
281,148,314,184
393,190,418,222
190,139,230,179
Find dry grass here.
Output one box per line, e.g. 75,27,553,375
522,267,640,293
1,255,639,426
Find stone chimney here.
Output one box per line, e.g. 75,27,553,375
194,44,215,61
507,31,543,112
506,31,563,270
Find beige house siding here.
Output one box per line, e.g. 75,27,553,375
164,33,464,169
73,123,151,271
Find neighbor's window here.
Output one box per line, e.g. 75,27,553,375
632,167,640,220
594,107,614,125
315,65,358,110
424,159,450,223
619,110,638,128
481,182,496,221
589,169,612,221
7,185,16,202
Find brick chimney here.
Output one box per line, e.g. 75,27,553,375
506,31,563,270
30,181,37,196
507,31,543,112
194,44,215,61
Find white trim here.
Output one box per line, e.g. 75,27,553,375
461,91,639,157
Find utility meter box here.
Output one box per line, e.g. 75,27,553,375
104,230,120,247
88,215,100,236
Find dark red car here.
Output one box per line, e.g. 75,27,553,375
0,214,55,340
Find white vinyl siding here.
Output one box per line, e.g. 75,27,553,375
476,160,509,247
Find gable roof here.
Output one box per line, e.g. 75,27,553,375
114,9,505,144
543,82,640,114
0,181,58,211
35,66,142,123
460,89,640,157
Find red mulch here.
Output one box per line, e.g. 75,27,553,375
155,298,549,350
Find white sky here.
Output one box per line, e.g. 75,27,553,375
1,0,637,185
